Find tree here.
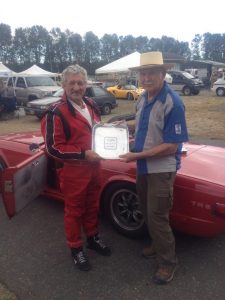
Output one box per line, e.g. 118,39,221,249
27,26,49,64
48,28,68,72
135,36,150,53
83,31,100,74
4,22,225,74
13,27,30,67
100,34,120,64
0,23,12,63
202,33,225,62
191,34,202,59
119,35,136,56
68,32,83,64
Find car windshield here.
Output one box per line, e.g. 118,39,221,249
26,76,57,87
182,72,195,79
122,85,137,90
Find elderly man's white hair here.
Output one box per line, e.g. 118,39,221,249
61,64,88,83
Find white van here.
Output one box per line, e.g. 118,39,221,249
211,74,225,96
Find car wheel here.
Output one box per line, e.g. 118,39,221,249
216,88,225,97
182,86,191,96
104,182,146,238
102,104,111,115
127,92,134,100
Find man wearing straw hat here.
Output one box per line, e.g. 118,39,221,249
120,52,188,284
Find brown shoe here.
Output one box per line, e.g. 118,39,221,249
153,264,177,285
142,245,156,258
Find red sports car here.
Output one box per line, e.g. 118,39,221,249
1,119,225,238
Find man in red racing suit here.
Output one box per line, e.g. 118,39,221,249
41,64,111,272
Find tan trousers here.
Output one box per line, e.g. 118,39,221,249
137,172,177,265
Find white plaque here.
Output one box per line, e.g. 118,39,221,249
92,123,129,159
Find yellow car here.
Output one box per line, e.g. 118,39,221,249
107,84,144,100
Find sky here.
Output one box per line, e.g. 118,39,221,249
1,0,225,46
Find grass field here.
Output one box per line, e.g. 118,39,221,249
1,90,225,141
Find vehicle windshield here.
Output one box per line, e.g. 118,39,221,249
182,72,195,79
26,76,57,87
122,85,137,90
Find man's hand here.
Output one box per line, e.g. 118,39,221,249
119,152,137,162
85,150,103,162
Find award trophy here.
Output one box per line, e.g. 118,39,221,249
92,123,129,159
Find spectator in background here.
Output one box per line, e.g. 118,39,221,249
210,71,218,87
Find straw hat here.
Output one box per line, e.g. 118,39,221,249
130,51,173,71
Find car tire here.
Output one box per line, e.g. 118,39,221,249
103,182,146,238
216,87,225,97
102,104,111,115
127,92,134,100
182,86,192,96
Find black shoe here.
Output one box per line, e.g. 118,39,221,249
71,248,91,271
87,235,111,256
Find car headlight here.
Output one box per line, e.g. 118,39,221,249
40,105,48,110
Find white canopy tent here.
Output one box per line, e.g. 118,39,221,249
95,51,173,85
18,64,58,77
0,62,14,77
95,52,140,74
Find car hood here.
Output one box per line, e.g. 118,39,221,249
193,78,204,85
1,134,224,187
28,96,61,106
179,143,225,186
0,131,44,145
31,86,61,93
214,78,225,85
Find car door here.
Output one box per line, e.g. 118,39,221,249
170,73,185,93
15,77,28,105
4,77,16,99
114,84,124,98
85,86,113,110
1,150,47,218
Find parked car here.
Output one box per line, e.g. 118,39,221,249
3,76,61,106
168,70,205,96
25,85,117,118
1,114,225,238
107,84,144,100
211,76,225,96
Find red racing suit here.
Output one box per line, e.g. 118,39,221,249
41,93,102,248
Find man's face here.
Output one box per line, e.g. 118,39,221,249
62,73,87,104
139,68,165,97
